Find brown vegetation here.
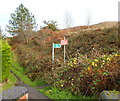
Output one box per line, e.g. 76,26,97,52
9,21,119,96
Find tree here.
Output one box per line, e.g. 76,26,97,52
6,4,36,36
43,20,58,31
85,10,92,26
86,15,92,26
64,11,74,28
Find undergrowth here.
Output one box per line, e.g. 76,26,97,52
39,86,98,100
1,73,17,91
2,51,48,91
48,51,120,96
9,26,119,97
10,52,48,87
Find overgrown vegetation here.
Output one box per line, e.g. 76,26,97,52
39,86,97,100
0,39,2,82
1,40,11,82
1,50,48,91
9,24,119,97
0,40,16,91
49,52,120,96
10,52,47,87
4,4,119,97
2,72,17,91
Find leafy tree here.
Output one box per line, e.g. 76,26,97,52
6,4,36,36
43,20,58,31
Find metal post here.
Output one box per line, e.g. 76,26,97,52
52,43,54,71
52,43,54,62
64,37,65,64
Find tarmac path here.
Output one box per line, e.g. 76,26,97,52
11,71,52,101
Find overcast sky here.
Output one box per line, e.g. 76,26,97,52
0,0,119,31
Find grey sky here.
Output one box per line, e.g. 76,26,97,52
0,0,119,31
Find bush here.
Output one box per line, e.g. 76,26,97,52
50,52,120,96
0,40,2,82
1,40,11,81
10,25,119,96
14,44,52,80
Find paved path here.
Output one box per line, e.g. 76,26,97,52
36,84,51,89
18,82,52,100
11,71,52,101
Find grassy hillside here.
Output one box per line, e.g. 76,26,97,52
65,26,118,57
9,22,119,96
1,51,47,91
9,23,119,78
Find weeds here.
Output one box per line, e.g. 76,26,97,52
39,86,97,100
9,26,119,97
50,52,120,96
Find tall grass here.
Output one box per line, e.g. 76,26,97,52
2,73,17,91
2,51,48,91
11,56,48,87
39,86,98,100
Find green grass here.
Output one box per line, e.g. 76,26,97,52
11,66,47,87
2,52,48,91
0,40,2,82
10,51,48,87
33,80,48,87
1,49,47,90
0,69,2,82
11,52,25,73
39,86,98,100
11,61,25,73
11,60,47,87
2,73,17,91
11,67,33,85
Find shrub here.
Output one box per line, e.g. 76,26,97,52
1,40,11,82
0,40,2,82
50,52,120,96
10,25,119,96
14,44,52,80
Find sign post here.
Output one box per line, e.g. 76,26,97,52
52,43,54,62
54,44,61,48
52,38,68,66
64,37,66,64
61,37,68,64
52,43,61,64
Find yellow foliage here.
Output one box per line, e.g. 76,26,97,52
60,84,64,87
94,59,98,62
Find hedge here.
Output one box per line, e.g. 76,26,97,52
0,40,2,82
0,40,11,81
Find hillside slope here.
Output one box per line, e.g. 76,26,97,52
9,21,118,80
